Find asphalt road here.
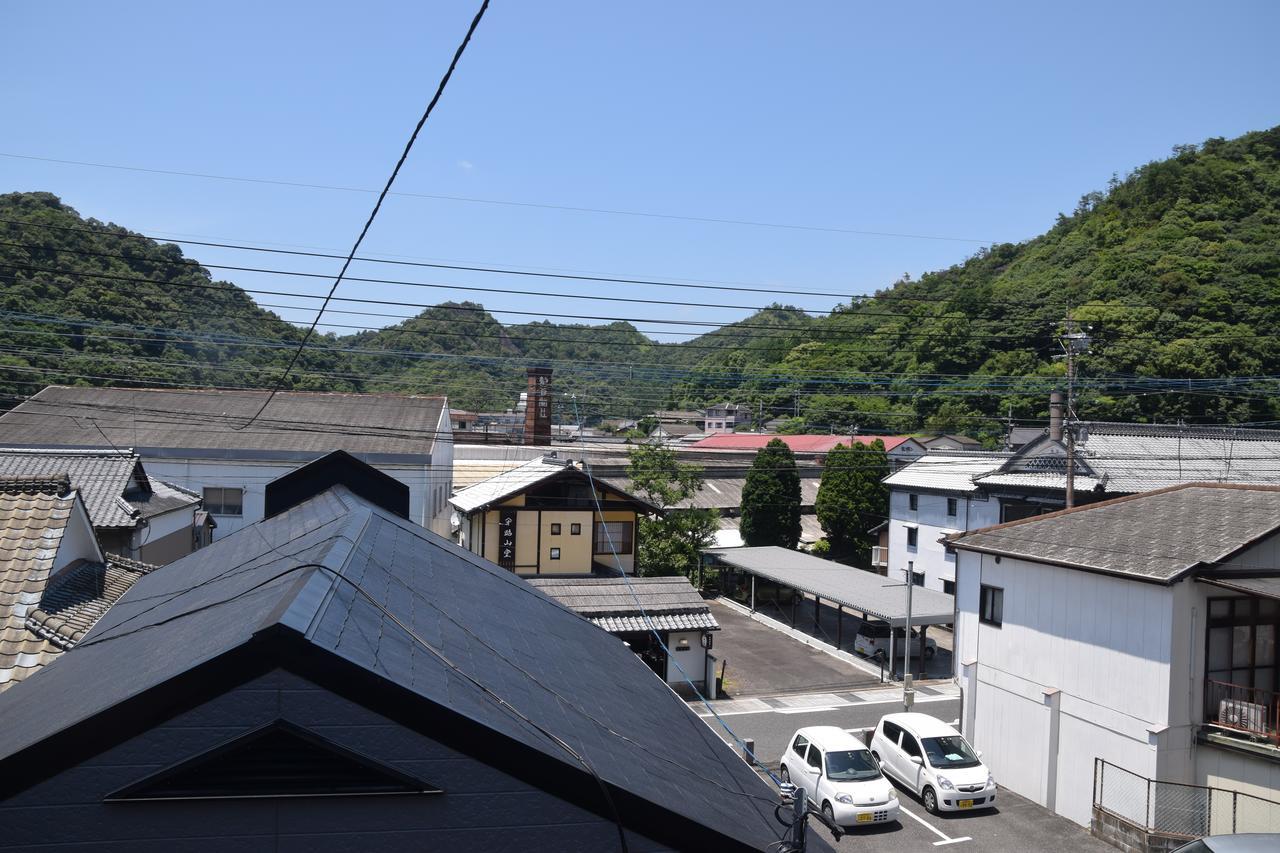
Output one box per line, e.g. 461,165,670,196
702,698,1114,852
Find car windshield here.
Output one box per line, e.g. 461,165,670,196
922,735,981,768
824,749,881,782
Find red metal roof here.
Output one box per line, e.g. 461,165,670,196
690,434,914,453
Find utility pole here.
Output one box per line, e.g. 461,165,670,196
903,566,915,711
1059,312,1091,509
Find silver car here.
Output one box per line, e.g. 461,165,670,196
1171,836,1280,852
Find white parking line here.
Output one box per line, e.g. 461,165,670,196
898,804,971,846
696,693,957,718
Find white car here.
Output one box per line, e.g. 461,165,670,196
780,726,900,828
853,622,937,661
869,713,996,814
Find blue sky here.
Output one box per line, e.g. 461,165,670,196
4,1,1278,342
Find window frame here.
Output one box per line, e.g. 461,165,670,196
791,734,809,757
594,520,634,555
906,527,918,549
202,486,244,517
880,720,903,746
805,744,823,771
549,547,561,561
979,584,1004,627
908,493,918,511
947,497,958,517
570,522,582,535
550,523,562,535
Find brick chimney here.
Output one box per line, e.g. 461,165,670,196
524,368,553,446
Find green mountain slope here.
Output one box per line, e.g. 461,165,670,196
2,124,1277,435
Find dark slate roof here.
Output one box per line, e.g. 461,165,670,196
0,486,793,851
527,576,719,633
126,477,200,520
0,448,144,529
949,483,1280,583
0,386,447,459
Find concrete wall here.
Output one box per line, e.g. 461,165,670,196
889,488,998,592
0,668,672,852
955,550,1174,826
665,631,705,685
141,458,439,540
1195,742,1280,804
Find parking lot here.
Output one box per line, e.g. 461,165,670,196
709,599,881,696
795,774,1115,852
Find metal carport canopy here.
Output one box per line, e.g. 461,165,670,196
704,546,955,628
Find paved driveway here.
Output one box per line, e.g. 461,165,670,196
708,599,879,697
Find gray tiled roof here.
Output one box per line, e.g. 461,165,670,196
950,484,1280,582
0,487,791,851
527,576,719,633
0,483,151,691
0,449,143,529
0,386,447,459
985,422,1280,496
25,556,153,649
883,451,1012,494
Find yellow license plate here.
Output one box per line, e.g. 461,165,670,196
856,813,874,823
957,799,974,809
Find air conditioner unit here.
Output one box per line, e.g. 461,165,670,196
1218,699,1266,732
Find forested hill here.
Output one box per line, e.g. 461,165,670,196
668,125,1280,439
1,124,1278,433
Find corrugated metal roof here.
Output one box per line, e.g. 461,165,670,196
595,613,719,632
448,456,577,513
883,452,1011,494
0,386,446,458
951,484,1280,582
0,486,790,851
704,546,954,626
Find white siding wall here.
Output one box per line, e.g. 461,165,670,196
141,458,436,540
888,489,999,592
954,550,1176,826
665,631,705,685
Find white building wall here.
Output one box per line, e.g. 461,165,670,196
888,489,998,592
140,458,436,540
665,631,705,685
954,550,1175,826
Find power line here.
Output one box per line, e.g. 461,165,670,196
237,0,491,431
0,152,998,245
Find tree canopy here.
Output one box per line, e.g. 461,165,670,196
740,438,801,549
815,440,889,562
627,442,717,579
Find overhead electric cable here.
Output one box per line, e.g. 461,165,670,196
236,0,491,430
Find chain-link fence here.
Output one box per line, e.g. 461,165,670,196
1094,758,1280,837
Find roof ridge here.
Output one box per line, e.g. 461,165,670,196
0,474,71,495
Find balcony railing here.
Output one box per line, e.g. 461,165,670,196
871,546,888,568
1204,680,1280,743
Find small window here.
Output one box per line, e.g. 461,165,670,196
881,720,902,745
570,523,582,535
549,547,561,560
550,523,562,535
806,744,823,770
203,487,243,517
980,584,1004,627
791,734,809,756
901,734,923,761
912,572,924,587
947,498,957,517
943,580,956,596
908,493,918,511
906,527,918,548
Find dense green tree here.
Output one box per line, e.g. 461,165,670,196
740,438,801,549
627,442,717,579
815,440,889,562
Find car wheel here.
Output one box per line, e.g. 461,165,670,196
780,765,790,784
822,801,835,826
923,786,939,814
